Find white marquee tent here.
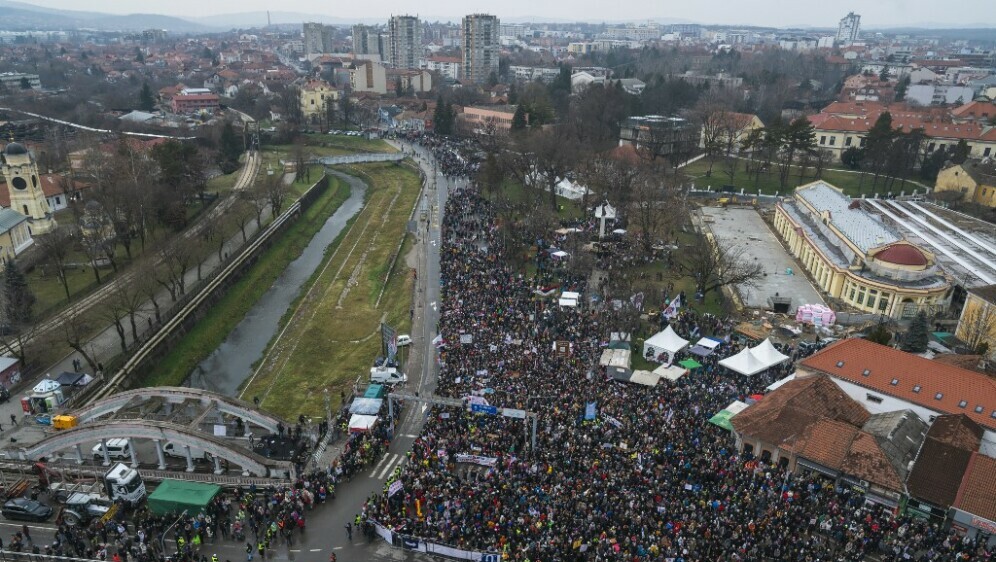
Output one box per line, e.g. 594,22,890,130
718,338,791,376
642,326,689,361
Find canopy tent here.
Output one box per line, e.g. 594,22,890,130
594,202,617,220
752,338,790,365
348,397,384,415
55,371,86,386
146,480,221,516
629,370,662,387
653,364,688,382
695,337,724,349
559,290,580,308
608,366,633,381
642,326,689,362
687,345,715,357
550,250,569,260
708,400,750,431
348,414,379,433
599,348,632,370
678,359,703,370
718,338,790,376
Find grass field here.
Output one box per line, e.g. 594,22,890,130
484,179,585,221
682,157,932,197
140,176,351,388
303,133,398,154
242,161,420,418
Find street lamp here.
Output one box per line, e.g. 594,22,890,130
160,509,189,557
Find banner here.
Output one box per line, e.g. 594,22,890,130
662,294,682,320
382,323,398,362
388,480,404,497
585,402,597,420
455,453,498,466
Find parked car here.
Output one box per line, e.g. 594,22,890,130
2,498,54,522
91,439,133,460
162,441,212,462
397,334,412,347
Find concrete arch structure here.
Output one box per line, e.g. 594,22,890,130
74,387,289,434
17,419,293,478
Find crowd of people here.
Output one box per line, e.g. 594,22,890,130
360,159,994,561
396,132,480,178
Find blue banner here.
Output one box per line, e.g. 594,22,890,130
585,402,597,420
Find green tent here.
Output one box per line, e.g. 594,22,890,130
146,479,221,516
708,410,736,431
679,359,703,370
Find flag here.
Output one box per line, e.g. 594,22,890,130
662,294,682,320
585,401,597,420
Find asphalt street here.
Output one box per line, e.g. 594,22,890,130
0,143,459,562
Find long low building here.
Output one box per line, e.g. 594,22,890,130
774,181,950,319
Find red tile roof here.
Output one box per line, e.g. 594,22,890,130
799,339,996,431
952,100,996,121
954,453,996,522
906,414,980,507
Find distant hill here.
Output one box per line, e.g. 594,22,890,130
0,1,214,32
191,11,385,29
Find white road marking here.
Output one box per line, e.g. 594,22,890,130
402,433,418,438
373,453,399,479
421,404,428,413
309,549,323,552
371,453,390,473
333,547,344,550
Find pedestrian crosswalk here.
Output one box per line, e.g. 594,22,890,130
370,452,406,480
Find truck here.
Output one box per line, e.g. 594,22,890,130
102,463,146,506
36,462,146,506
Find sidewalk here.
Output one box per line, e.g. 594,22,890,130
2,157,273,428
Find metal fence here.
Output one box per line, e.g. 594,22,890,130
369,520,501,562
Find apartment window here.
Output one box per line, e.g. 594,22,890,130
974,405,983,413
890,378,899,386
820,135,827,145
862,369,871,377
913,385,921,393
845,137,853,146
860,138,867,147
958,400,967,408
934,392,943,400
986,147,992,157
866,394,883,404
829,136,836,146
836,361,845,368
927,142,936,151
991,411,996,419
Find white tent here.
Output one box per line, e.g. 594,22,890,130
719,339,790,376
719,347,770,376
629,370,662,387
642,326,689,361
559,290,580,307
695,337,723,350
653,364,688,382
599,348,632,369
752,339,790,365
348,414,378,432
765,374,797,392
594,203,617,220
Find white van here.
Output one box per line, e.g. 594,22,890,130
397,334,412,347
91,439,132,460
162,441,212,462
370,366,407,385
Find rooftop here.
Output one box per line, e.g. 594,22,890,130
953,452,996,522
799,339,996,431
795,181,900,253
906,415,980,507
0,208,28,234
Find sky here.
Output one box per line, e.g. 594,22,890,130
18,0,996,28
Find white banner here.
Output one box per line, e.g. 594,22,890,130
388,480,403,497
455,453,498,467
501,408,526,419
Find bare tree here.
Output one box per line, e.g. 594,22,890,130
155,241,192,300
680,235,764,300
629,173,685,256
57,305,98,374
35,227,75,302
264,172,289,217
109,276,146,344
230,196,255,243
958,301,996,356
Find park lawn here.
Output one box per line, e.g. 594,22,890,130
486,178,585,221
243,161,419,418
682,157,931,198
289,165,326,197
140,175,351,388
303,133,398,153
206,172,238,194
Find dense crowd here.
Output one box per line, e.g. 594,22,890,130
396,132,480,178
361,178,994,561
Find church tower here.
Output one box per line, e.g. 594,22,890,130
1,142,56,235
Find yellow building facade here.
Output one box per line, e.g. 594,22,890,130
934,161,996,208
955,287,996,359
774,181,950,318
299,79,340,124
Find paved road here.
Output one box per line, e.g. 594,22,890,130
0,144,462,562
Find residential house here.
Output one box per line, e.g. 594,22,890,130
773,182,950,318
952,100,996,124
457,105,523,133
299,79,339,125
935,159,996,207
0,208,33,263
906,414,982,521
423,56,461,80
797,338,996,451
387,69,433,94
349,61,388,95
171,93,220,114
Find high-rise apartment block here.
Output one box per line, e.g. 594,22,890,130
303,22,334,55
836,12,860,44
387,15,422,69
462,14,500,84
353,24,385,60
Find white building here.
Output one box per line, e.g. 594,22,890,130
836,12,861,44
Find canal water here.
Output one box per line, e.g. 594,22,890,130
185,171,367,396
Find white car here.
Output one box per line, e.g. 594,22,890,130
397,334,412,347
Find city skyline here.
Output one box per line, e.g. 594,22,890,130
14,0,996,28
